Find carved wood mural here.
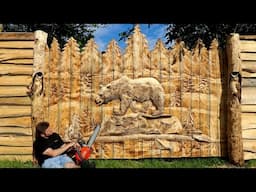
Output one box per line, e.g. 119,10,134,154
40,25,226,159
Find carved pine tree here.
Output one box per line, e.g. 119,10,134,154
151,39,169,81
123,24,150,78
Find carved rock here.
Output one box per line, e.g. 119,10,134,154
100,113,182,136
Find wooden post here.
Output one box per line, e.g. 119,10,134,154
226,33,244,166
31,30,48,142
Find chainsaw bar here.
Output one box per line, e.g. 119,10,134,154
86,124,101,147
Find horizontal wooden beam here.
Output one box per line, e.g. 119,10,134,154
0,64,33,75
0,116,31,127
241,61,256,73
240,35,256,40
0,75,31,86
244,151,256,160
0,126,32,136
241,87,256,104
0,41,34,49
0,59,33,64
243,140,256,157
242,113,256,129
243,128,256,139
0,50,33,62
241,52,256,61
242,78,256,87
0,86,29,97
0,33,34,40
241,104,256,112
0,106,31,118
241,71,256,78
87,134,195,143
0,135,32,147
0,146,32,155
0,96,31,105
240,40,256,52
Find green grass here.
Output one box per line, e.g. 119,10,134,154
0,157,255,168
0,157,256,169
0,160,39,168
92,157,233,168
243,159,256,168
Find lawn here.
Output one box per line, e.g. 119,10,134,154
0,157,254,168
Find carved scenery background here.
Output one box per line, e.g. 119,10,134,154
41,25,227,159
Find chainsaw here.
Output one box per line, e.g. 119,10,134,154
66,124,101,166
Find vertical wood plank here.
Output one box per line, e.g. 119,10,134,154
226,33,244,166
32,30,48,141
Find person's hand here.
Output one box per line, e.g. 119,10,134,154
74,142,81,150
67,142,76,149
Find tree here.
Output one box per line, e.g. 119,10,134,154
2,24,103,49
165,24,256,49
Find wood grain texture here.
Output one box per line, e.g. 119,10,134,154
242,113,256,129
240,40,256,52
0,59,33,64
0,126,32,136
0,106,31,118
241,104,256,112
0,96,31,105
31,30,48,141
0,32,34,40
241,87,256,104
0,146,32,155
226,33,244,165
0,116,31,127
0,135,32,147
0,41,34,48
0,86,28,97
243,128,256,139
242,77,256,87
41,26,225,160
240,35,256,40
241,52,256,61
0,75,31,86
0,64,33,75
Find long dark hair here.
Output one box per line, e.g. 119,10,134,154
35,121,49,138
33,121,49,162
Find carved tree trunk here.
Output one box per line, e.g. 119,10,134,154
226,33,244,166
31,31,48,142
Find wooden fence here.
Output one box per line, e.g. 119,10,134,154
2,26,255,165
0,32,35,161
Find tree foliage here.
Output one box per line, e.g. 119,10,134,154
165,24,256,49
2,24,102,49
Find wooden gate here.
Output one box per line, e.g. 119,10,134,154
38,25,227,160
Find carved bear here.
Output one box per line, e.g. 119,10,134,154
95,76,165,116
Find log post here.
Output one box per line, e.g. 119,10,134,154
226,33,244,166
31,30,48,142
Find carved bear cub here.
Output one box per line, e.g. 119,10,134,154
95,76,165,116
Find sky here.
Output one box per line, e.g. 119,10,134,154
93,24,167,53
